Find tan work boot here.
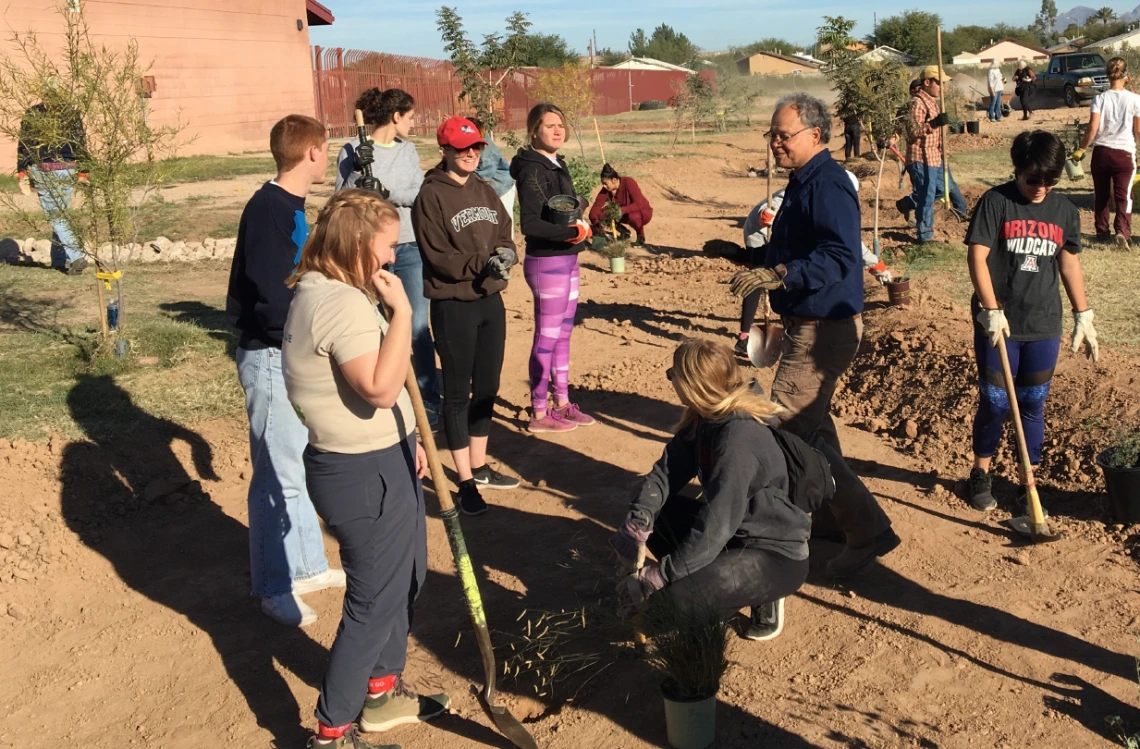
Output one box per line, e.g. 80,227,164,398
360,677,450,733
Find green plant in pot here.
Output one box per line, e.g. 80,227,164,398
644,594,729,749
1098,430,1140,524
593,237,629,274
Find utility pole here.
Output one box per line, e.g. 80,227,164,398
593,29,598,67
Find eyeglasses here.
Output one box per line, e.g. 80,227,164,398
763,126,813,144
665,367,675,382
1022,175,1059,187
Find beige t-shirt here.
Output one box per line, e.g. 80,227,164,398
282,272,414,454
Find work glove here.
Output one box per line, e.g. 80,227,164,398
17,173,32,196
568,220,591,245
1070,148,1086,163
616,563,664,619
730,266,783,297
976,307,1011,347
357,175,390,199
868,259,892,285
609,517,652,565
1071,308,1099,362
486,246,518,281
929,113,950,129
353,142,375,172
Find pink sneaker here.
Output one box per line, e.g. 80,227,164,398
554,403,596,426
528,411,577,433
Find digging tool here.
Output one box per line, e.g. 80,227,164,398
353,109,390,199
747,142,784,369
395,334,539,749
936,28,950,209
617,545,649,649
994,330,1064,543
593,118,606,165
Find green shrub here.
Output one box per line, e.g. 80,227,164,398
644,594,729,701
567,156,599,199
1105,431,1140,469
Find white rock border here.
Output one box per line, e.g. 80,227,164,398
0,236,238,266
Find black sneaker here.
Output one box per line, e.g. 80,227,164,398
1016,489,1050,518
744,598,784,641
66,256,89,275
632,235,646,247
733,337,750,358
471,464,520,490
457,480,488,516
967,468,997,511
895,198,915,227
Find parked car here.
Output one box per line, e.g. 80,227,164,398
1036,52,1109,107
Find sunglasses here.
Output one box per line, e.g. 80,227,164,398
447,144,484,155
1022,175,1059,187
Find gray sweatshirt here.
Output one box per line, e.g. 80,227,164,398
335,137,424,245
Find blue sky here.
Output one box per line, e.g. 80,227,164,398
309,0,1085,58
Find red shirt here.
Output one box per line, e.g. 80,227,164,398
588,176,653,225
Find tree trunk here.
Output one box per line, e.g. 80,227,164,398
874,151,886,257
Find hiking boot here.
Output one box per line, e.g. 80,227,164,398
457,480,488,516
743,598,785,641
261,592,317,627
66,256,89,275
1116,233,1131,251
553,402,595,426
360,677,450,733
472,464,520,490
967,468,997,511
1096,233,1113,244
895,198,915,227
734,337,750,358
825,528,902,578
308,725,395,749
528,411,577,434
294,568,347,596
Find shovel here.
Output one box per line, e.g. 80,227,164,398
400,364,539,749
994,330,1063,544
747,292,784,369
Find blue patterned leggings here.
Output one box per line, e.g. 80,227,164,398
972,329,1061,465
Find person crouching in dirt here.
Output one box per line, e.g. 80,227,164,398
281,189,449,748
734,170,892,358
587,163,653,246
729,93,900,578
965,131,1099,512
611,338,819,640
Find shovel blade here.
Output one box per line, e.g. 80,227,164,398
1006,515,1065,544
476,689,539,749
747,322,784,369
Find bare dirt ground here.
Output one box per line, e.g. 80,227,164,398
4,119,1140,749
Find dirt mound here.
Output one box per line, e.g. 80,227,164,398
947,132,1005,155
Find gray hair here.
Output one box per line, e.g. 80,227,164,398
775,93,831,143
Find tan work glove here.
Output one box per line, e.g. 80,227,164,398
1071,309,1099,362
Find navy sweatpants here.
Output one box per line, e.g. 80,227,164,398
972,327,1061,465
303,434,427,728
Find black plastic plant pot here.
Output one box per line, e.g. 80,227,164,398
966,121,980,135
546,195,579,226
1097,449,1140,524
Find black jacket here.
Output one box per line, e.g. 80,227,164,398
508,147,586,257
225,182,308,350
627,413,811,584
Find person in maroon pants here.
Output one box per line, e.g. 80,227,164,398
588,163,653,246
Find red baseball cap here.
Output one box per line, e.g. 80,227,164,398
437,117,487,149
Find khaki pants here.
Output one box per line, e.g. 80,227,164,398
771,316,892,546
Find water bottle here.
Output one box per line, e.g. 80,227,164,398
106,299,119,330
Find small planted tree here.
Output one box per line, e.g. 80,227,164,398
669,75,715,152
531,61,595,158
436,6,531,134
0,4,186,351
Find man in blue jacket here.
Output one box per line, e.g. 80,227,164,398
731,93,899,578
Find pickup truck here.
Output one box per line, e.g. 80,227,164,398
1035,52,1109,108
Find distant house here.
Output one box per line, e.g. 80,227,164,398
1048,36,1087,53
859,46,916,64
608,57,694,73
952,38,1051,66
735,51,823,77
1086,28,1140,52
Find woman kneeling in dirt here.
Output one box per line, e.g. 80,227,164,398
282,190,449,748
965,131,1099,513
611,338,817,641
588,163,652,246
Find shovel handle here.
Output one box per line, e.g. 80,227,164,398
994,331,1048,527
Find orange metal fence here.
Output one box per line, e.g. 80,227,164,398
312,47,717,136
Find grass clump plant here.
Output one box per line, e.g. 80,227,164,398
643,594,729,701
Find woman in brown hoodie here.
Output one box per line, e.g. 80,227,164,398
412,117,519,516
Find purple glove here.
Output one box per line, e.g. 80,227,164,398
616,562,665,618
610,517,651,563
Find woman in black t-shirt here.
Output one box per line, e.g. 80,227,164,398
964,131,1099,512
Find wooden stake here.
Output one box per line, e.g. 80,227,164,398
95,274,108,337
593,118,606,165
936,26,950,206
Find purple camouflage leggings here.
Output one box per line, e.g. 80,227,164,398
523,254,579,413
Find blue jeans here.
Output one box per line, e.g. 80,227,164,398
31,167,83,267
236,346,329,597
390,242,441,415
987,93,1003,121
908,163,967,242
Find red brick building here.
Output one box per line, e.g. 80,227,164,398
2,0,334,171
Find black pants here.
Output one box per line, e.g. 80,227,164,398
430,293,506,450
647,493,808,613
304,435,427,728
844,128,861,159
740,288,762,334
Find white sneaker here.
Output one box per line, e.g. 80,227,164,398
261,593,318,627
293,568,347,596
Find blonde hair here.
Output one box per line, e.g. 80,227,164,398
287,189,400,299
672,338,785,433
1108,56,1128,81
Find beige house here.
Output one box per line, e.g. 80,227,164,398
1087,28,1140,52
951,38,1051,67
2,0,333,172
736,52,822,77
